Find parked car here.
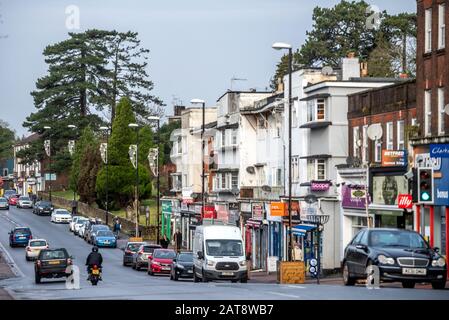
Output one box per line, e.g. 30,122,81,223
342,228,447,290
34,248,72,284
50,209,72,224
9,227,32,247
69,216,85,232
87,224,110,244
0,197,9,210
33,201,53,215
94,230,117,248
122,242,146,266
147,249,176,276
132,244,161,270
17,196,33,209
3,189,17,200
25,239,49,261
8,194,19,206
170,252,194,281
82,219,102,241
192,225,247,283
74,218,89,236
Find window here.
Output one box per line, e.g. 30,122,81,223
353,126,360,158
221,130,226,147
271,168,282,187
397,120,405,150
375,140,382,163
292,156,300,183
177,136,182,154
425,90,432,136
231,172,238,189
439,88,445,134
182,174,188,188
307,159,326,181
231,129,237,145
221,173,226,189
386,122,394,150
439,4,446,49
362,125,368,164
425,8,433,53
307,99,326,122
292,100,298,127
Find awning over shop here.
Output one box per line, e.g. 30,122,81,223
246,219,262,228
289,224,317,237
368,205,404,216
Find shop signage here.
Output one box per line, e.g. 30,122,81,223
215,204,229,223
311,181,331,192
270,202,286,216
372,175,408,206
430,144,449,158
202,206,216,219
382,150,407,167
240,202,252,213
341,185,368,209
252,203,264,220
397,194,413,209
162,200,172,215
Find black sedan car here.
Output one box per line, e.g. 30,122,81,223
34,248,72,284
33,201,54,216
170,251,194,281
342,228,447,289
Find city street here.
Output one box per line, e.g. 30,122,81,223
0,206,448,300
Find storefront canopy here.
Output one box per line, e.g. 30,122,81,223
290,224,317,236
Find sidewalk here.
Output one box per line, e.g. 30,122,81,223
248,270,343,284
0,252,15,300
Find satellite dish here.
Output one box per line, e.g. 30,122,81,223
261,185,272,192
322,66,334,76
246,166,255,174
367,124,383,141
304,194,318,204
444,104,449,116
356,139,362,147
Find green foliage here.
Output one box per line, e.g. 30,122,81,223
0,120,16,160
77,143,101,204
96,97,153,209
367,34,396,78
70,126,97,191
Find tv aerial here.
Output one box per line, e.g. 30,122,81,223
230,76,247,90
321,66,334,76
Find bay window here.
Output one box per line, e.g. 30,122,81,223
307,159,326,181
307,99,326,122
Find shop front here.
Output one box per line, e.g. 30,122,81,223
161,199,173,241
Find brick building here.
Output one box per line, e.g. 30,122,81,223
411,0,448,265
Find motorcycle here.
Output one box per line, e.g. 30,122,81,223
88,265,102,285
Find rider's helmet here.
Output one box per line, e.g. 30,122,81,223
92,246,99,253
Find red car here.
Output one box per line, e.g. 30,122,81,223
8,195,19,206
147,249,176,276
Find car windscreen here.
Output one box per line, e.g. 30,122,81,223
206,240,243,257
20,197,30,201
93,225,109,231
369,230,429,249
39,202,51,207
30,241,47,247
143,246,160,253
178,253,193,262
127,243,144,251
97,231,114,237
153,250,176,259
14,229,31,236
0,198,7,202
40,250,67,260
56,210,70,215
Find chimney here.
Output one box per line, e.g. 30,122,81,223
174,105,186,116
399,73,409,79
360,62,368,77
341,52,361,81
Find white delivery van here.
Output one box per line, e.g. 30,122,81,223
192,225,247,283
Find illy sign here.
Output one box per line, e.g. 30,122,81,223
398,194,413,209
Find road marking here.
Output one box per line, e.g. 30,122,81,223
267,291,301,299
286,285,306,289
0,237,26,278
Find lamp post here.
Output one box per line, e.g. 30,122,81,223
273,42,293,262
148,116,161,244
190,99,206,216
100,126,110,226
67,125,77,215
43,126,52,202
129,123,140,237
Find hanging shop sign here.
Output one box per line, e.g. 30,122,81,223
430,144,449,158
202,205,216,219
311,181,331,192
382,150,407,167
252,203,264,220
397,194,413,209
270,202,287,217
342,185,368,209
372,175,408,206
215,204,229,224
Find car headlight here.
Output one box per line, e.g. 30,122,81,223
432,257,446,267
38,207,43,210
177,264,185,269
239,260,246,267
207,260,215,266
378,255,395,265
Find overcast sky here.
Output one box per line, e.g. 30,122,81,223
0,0,416,137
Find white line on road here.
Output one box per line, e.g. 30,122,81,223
267,291,301,299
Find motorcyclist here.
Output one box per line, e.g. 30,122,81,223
86,246,103,280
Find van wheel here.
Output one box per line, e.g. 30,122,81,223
202,270,209,283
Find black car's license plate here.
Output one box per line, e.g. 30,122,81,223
402,268,426,275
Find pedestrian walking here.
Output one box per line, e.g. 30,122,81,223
113,218,121,238
160,234,169,249
71,199,77,215
174,229,182,253
246,251,252,280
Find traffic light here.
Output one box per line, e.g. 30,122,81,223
418,168,433,204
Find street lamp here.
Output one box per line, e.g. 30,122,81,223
190,99,206,218
99,126,110,226
273,41,293,262
67,125,77,215
147,116,161,244
43,126,52,202
129,123,140,237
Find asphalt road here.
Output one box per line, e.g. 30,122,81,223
0,205,449,300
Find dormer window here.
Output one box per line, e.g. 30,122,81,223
307,98,326,122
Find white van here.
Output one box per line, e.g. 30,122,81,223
193,225,247,283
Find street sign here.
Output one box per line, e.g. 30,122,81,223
44,173,57,181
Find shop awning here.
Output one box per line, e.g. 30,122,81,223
246,219,262,228
292,224,317,233
368,205,404,216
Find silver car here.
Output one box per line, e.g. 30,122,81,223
0,197,9,210
17,196,33,209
